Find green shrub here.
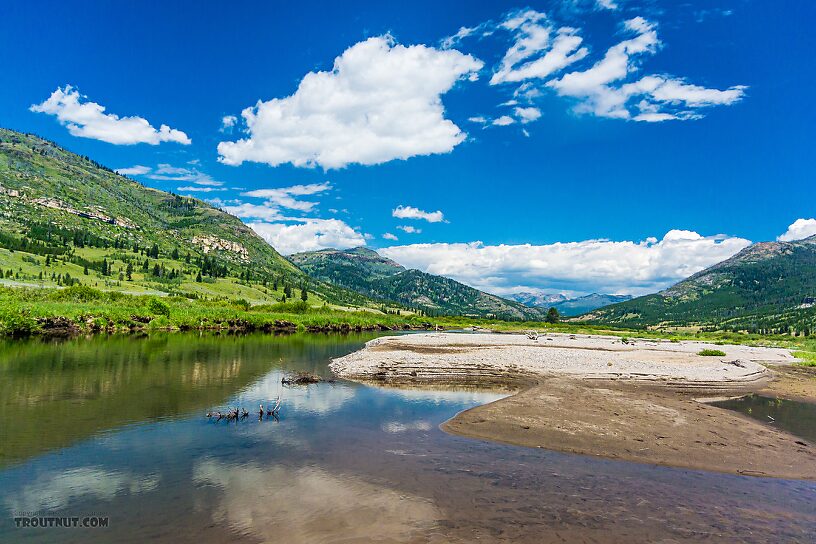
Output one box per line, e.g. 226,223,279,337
233,298,251,311
698,349,726,356
89,316,109,330
794,351,816,367
146,297,170,317
148,315,171,329
0,307,37,336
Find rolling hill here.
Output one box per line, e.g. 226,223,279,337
290,247,546,320
0,128,366,306
584,236,816,334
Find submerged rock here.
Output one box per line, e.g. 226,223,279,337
282,371,324,385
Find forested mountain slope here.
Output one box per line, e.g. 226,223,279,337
291,247,546,320
585,237,816,334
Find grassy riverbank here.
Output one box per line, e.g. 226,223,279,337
1,284,815,364
0,285,432,336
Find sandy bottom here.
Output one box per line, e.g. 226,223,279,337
443,377,815,480
332,333,816,480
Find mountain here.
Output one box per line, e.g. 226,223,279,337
509,292,632,316
509,292,568,307
584,237,816,333
289,247,404,291
551,294,633,316
290,247,545,320
0,128,363,305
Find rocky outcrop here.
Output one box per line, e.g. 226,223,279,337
28,197,136,229
192,235,249,261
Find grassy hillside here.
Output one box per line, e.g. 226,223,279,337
0,128,369,307
290,247,545,320
585,236,816,335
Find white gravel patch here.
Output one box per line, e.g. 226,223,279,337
331,332,795,385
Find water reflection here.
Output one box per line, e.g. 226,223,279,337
0,333,383,466
241,371,355,415
711,394,816,442
0,333,814,544
5,467,160,513
193,459,440,543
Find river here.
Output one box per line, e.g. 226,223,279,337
0,332,813,543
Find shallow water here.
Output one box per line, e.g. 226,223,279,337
712,394,816,443
0,333,813,543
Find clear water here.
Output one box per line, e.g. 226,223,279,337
0,333,813,543
711,394,816,443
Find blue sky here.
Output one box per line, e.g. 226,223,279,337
1,0,814,296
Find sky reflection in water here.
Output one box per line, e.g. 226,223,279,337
0,333,813,543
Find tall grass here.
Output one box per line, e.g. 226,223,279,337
0,285,428,336
2,285,816,353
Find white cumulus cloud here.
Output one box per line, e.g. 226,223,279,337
222,182,366,254
221,115,237,129
115,165,151,176
596,0,619,10
380,230,751,295
382,232,399,241
514,106,541,123
397,225,422,234
249,219,366,255
217,35,483,169
30,85,190,145
392,205,445,223
778,218,816,242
